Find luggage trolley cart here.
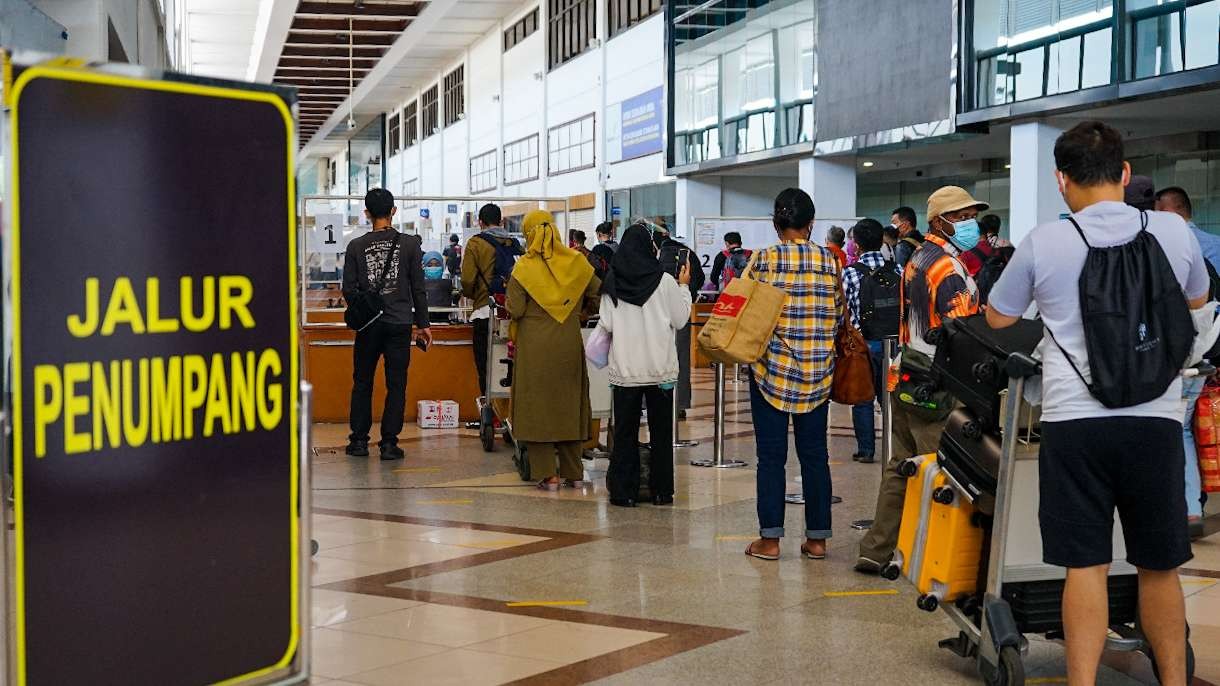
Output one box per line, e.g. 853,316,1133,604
887,316,1199,685
477,294,515,453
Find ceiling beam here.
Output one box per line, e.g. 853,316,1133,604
281,45,386,58
285,32,397,46
296,2,425,18
291,17,412,32
279,55,378,66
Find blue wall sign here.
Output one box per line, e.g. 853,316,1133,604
620,86,663,161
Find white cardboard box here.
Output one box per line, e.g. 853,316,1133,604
417,400,460,429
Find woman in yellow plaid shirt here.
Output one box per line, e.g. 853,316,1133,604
745,188,844,562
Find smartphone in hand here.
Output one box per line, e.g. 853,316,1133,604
415,338,429,352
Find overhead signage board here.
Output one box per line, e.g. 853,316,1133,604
619,86,664,161
6,61,300,685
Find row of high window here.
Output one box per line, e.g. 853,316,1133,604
469,113,596,193
387,0,660,155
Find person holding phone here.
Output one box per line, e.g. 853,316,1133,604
648,220,705,419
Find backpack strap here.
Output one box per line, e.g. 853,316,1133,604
1043,323,1093,392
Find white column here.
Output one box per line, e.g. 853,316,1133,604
1008,122,1067,246
799,156,858,220
676,176,722,240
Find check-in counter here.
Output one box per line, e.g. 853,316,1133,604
302,311,481,423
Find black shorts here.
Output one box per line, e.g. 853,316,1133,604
1039,416,1192,571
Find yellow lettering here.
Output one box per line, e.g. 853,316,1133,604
151,356,182,442
145,278,180,333
203,353,232,437
218,276,255,330
230,351,257,432
66,278,100,338
62,362,91,454
91,361,121,450
121,359,149,448
182,355,207,439
33,365,62,458
181,276,215,332
256,349,283,431
99,278,146,336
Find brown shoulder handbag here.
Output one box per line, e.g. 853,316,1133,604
832,322,876,405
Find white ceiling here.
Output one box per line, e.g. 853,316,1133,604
182,0,260,80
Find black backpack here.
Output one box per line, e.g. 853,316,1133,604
473,233,523,295
1205,257,1220,301
344,234,401,331
848,260,901,340
1047,211,1194,408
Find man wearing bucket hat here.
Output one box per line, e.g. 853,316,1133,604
856,185,987,574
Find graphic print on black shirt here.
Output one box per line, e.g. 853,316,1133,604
364,236,401,296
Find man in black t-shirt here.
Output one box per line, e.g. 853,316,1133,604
342,189,431,460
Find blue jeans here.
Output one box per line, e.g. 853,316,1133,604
1183,376,1205,519
851,341,886,457
750,379,832,539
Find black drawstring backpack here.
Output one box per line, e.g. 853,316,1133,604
1046,211,1195,408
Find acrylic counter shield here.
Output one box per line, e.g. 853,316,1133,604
5,61,300,686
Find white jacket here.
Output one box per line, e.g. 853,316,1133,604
598,274,693,387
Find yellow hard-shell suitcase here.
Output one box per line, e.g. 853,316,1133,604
893,454,986,611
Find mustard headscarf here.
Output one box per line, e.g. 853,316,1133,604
511,210,595,323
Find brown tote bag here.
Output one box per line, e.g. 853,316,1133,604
832,323,876,405
697,249,787,365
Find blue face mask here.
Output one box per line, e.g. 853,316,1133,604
945,217,980,251
424,266,444,280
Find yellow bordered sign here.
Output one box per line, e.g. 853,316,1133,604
6,61,299,686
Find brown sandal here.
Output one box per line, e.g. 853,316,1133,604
801,541,826,560
745,540,780,561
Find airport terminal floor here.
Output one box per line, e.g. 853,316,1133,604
305,369,1220,686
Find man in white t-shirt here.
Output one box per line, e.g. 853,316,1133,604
987,121,1207,686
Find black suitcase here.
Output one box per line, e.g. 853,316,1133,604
930,314,1043,432
937,408,1001,514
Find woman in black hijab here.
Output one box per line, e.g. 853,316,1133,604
595,223,694,507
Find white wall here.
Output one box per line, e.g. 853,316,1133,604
34,0,167,65
721,175,794,216
350,3,668,221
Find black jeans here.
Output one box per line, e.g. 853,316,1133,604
675,323,692,411
472,317,489,396
608,385,674,500
349,320,413,446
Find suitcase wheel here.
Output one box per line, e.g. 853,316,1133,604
897,459,920,478
932,486,955,505
962,420,982,440
917,594,940,612
972,360,998,384
881,562,901,581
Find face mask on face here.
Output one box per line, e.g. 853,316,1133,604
424,266,444,279
943,216,981,251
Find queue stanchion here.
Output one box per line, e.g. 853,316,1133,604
851,337,895,530
690,362,748,468
673,382,699,449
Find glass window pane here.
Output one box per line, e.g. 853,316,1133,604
1013,47,1045,101
1081,28,1112,88
1185,1,1220,71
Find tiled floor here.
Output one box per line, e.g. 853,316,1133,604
307,369,1220,685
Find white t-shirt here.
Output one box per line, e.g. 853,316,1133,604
988,201,1209,423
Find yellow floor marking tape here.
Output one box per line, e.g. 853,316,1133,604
505,600,588,607
417,499,474,505
1181,578,1217,585
822,589,900,598
393,467,442,473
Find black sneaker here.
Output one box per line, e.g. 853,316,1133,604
345,441,369,457
379,443,405,461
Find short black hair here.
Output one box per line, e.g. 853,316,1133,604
595,221,614,237
1156,186,1193,216
773,188,816,231
1054,121,1125,187
478,203,502,226
851,218,884,252
365,188,395,219
724,231,742,246
882,224,899,242
825,225,845,247
449,233,460,243
569,229,586,244
891,206,917,228
979,214,1002,236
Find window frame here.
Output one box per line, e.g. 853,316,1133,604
503,133,541,186
608,0,662,39
387,111,401,153
403,101,419,148
443,65,465,127
548,0,597,71
505,8,541,51
421,85,440,139
547,113,597,176
469,149,499,194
